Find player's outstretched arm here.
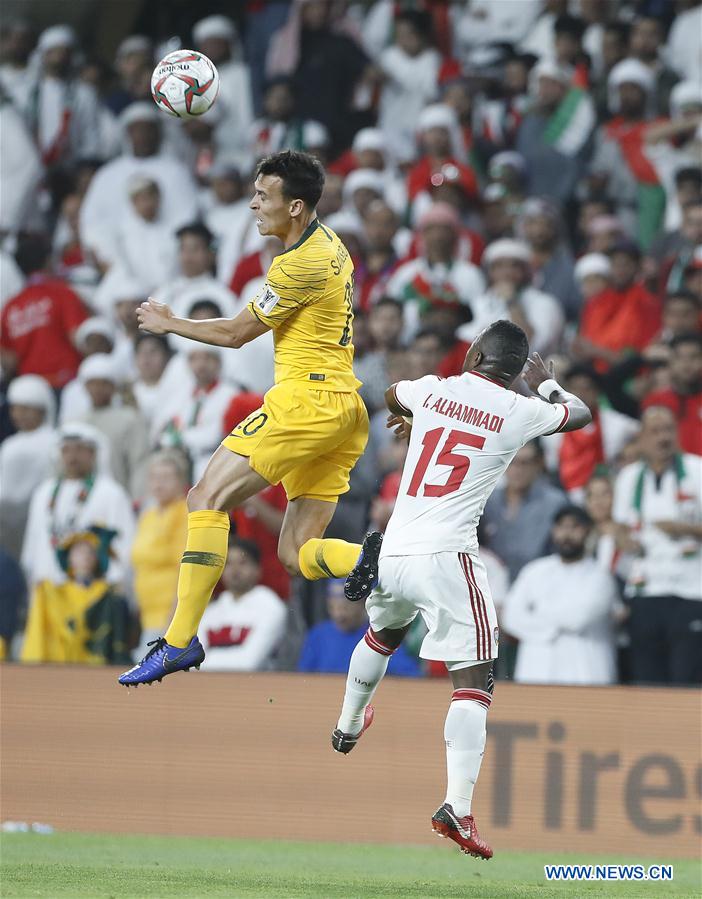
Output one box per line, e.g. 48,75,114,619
136,299,270,349
523,353,592,432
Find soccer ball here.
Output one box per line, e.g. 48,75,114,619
151,49,220,118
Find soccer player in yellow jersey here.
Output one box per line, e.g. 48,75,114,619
119,151,373,685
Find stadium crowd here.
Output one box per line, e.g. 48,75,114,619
0,0,701,686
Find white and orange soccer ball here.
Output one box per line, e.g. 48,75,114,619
150,49,220,118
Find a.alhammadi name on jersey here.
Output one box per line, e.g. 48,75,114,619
381,371,570,557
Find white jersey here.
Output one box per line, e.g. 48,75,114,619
381,371,570,557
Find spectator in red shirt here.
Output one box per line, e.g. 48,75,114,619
575,239,661,371
228,238,280,298
223,392,290,600
643,333,702,455
406,103,478,208
0,234,88,389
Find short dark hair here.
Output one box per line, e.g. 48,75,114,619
665,289,699,308
675,167,702,189
553,504,593,529
565,362,600,386
554,14,586,40
228,537,261,565
256,150,325,209
479,320,529,379
188,299,223,318
15,232,51,275
373,297,403,315
604,21,630,44
670,332,702,352
396,10,433,41
134,332,172,356
176,221,215,247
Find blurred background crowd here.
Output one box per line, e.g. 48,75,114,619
0,0,700,687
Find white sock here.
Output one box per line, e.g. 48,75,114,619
444,689,492,817
337,629,393,734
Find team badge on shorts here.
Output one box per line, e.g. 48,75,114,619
494,626,499,645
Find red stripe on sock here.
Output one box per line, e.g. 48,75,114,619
452,688,492,709
364,628,394,656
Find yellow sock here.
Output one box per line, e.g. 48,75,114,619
298,538,362,580
165,510,230,648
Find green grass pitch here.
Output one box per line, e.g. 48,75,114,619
2,833,700,898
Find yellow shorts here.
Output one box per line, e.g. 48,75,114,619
221,382,369,502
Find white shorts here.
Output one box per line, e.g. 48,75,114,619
366,551,498,664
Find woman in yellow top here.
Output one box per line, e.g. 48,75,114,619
131,451,189,640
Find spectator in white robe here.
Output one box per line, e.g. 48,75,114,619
0,18,34,111
503,505,618,685
205,162,264,285
90,267,145,379
0,375,57,559
667,0,702,84
77,353,150,500
153,346,238,480
349,128,408,218
153,221,238,320
458,238,564,355
374,10,441,163
200,537,287,672
59,316,116,426
22,26,101,168
101,175,179,291
385,202,485,340
192,15,253,173
0,97,43,235
79,102,198,269
21,423,135,587
454,0,541,56
131,333,172,423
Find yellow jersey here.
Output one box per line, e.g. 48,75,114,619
247,219,360,392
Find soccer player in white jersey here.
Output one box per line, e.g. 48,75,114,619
336,320,592,859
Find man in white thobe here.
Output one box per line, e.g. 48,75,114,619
503,505,618,685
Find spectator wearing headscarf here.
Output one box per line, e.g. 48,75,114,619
79,102,198,269
576,240,661,371
406,104,478,213
77,353,150,499
0,375,57,558
22,25,101,169
192,15,253,172
21,422,135,587
58,315,115,426
385,202,484,339
516,60,595,204
589,58,666,248
0,92,43,236
458,238,564,355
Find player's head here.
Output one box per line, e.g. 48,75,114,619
462,320,529,386
551,505,592,562
222,537,261,596
251,150,325,238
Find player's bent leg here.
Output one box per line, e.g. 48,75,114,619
278,496,362,578
431,660,494,860
118,448,270,686
331,624,410,754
